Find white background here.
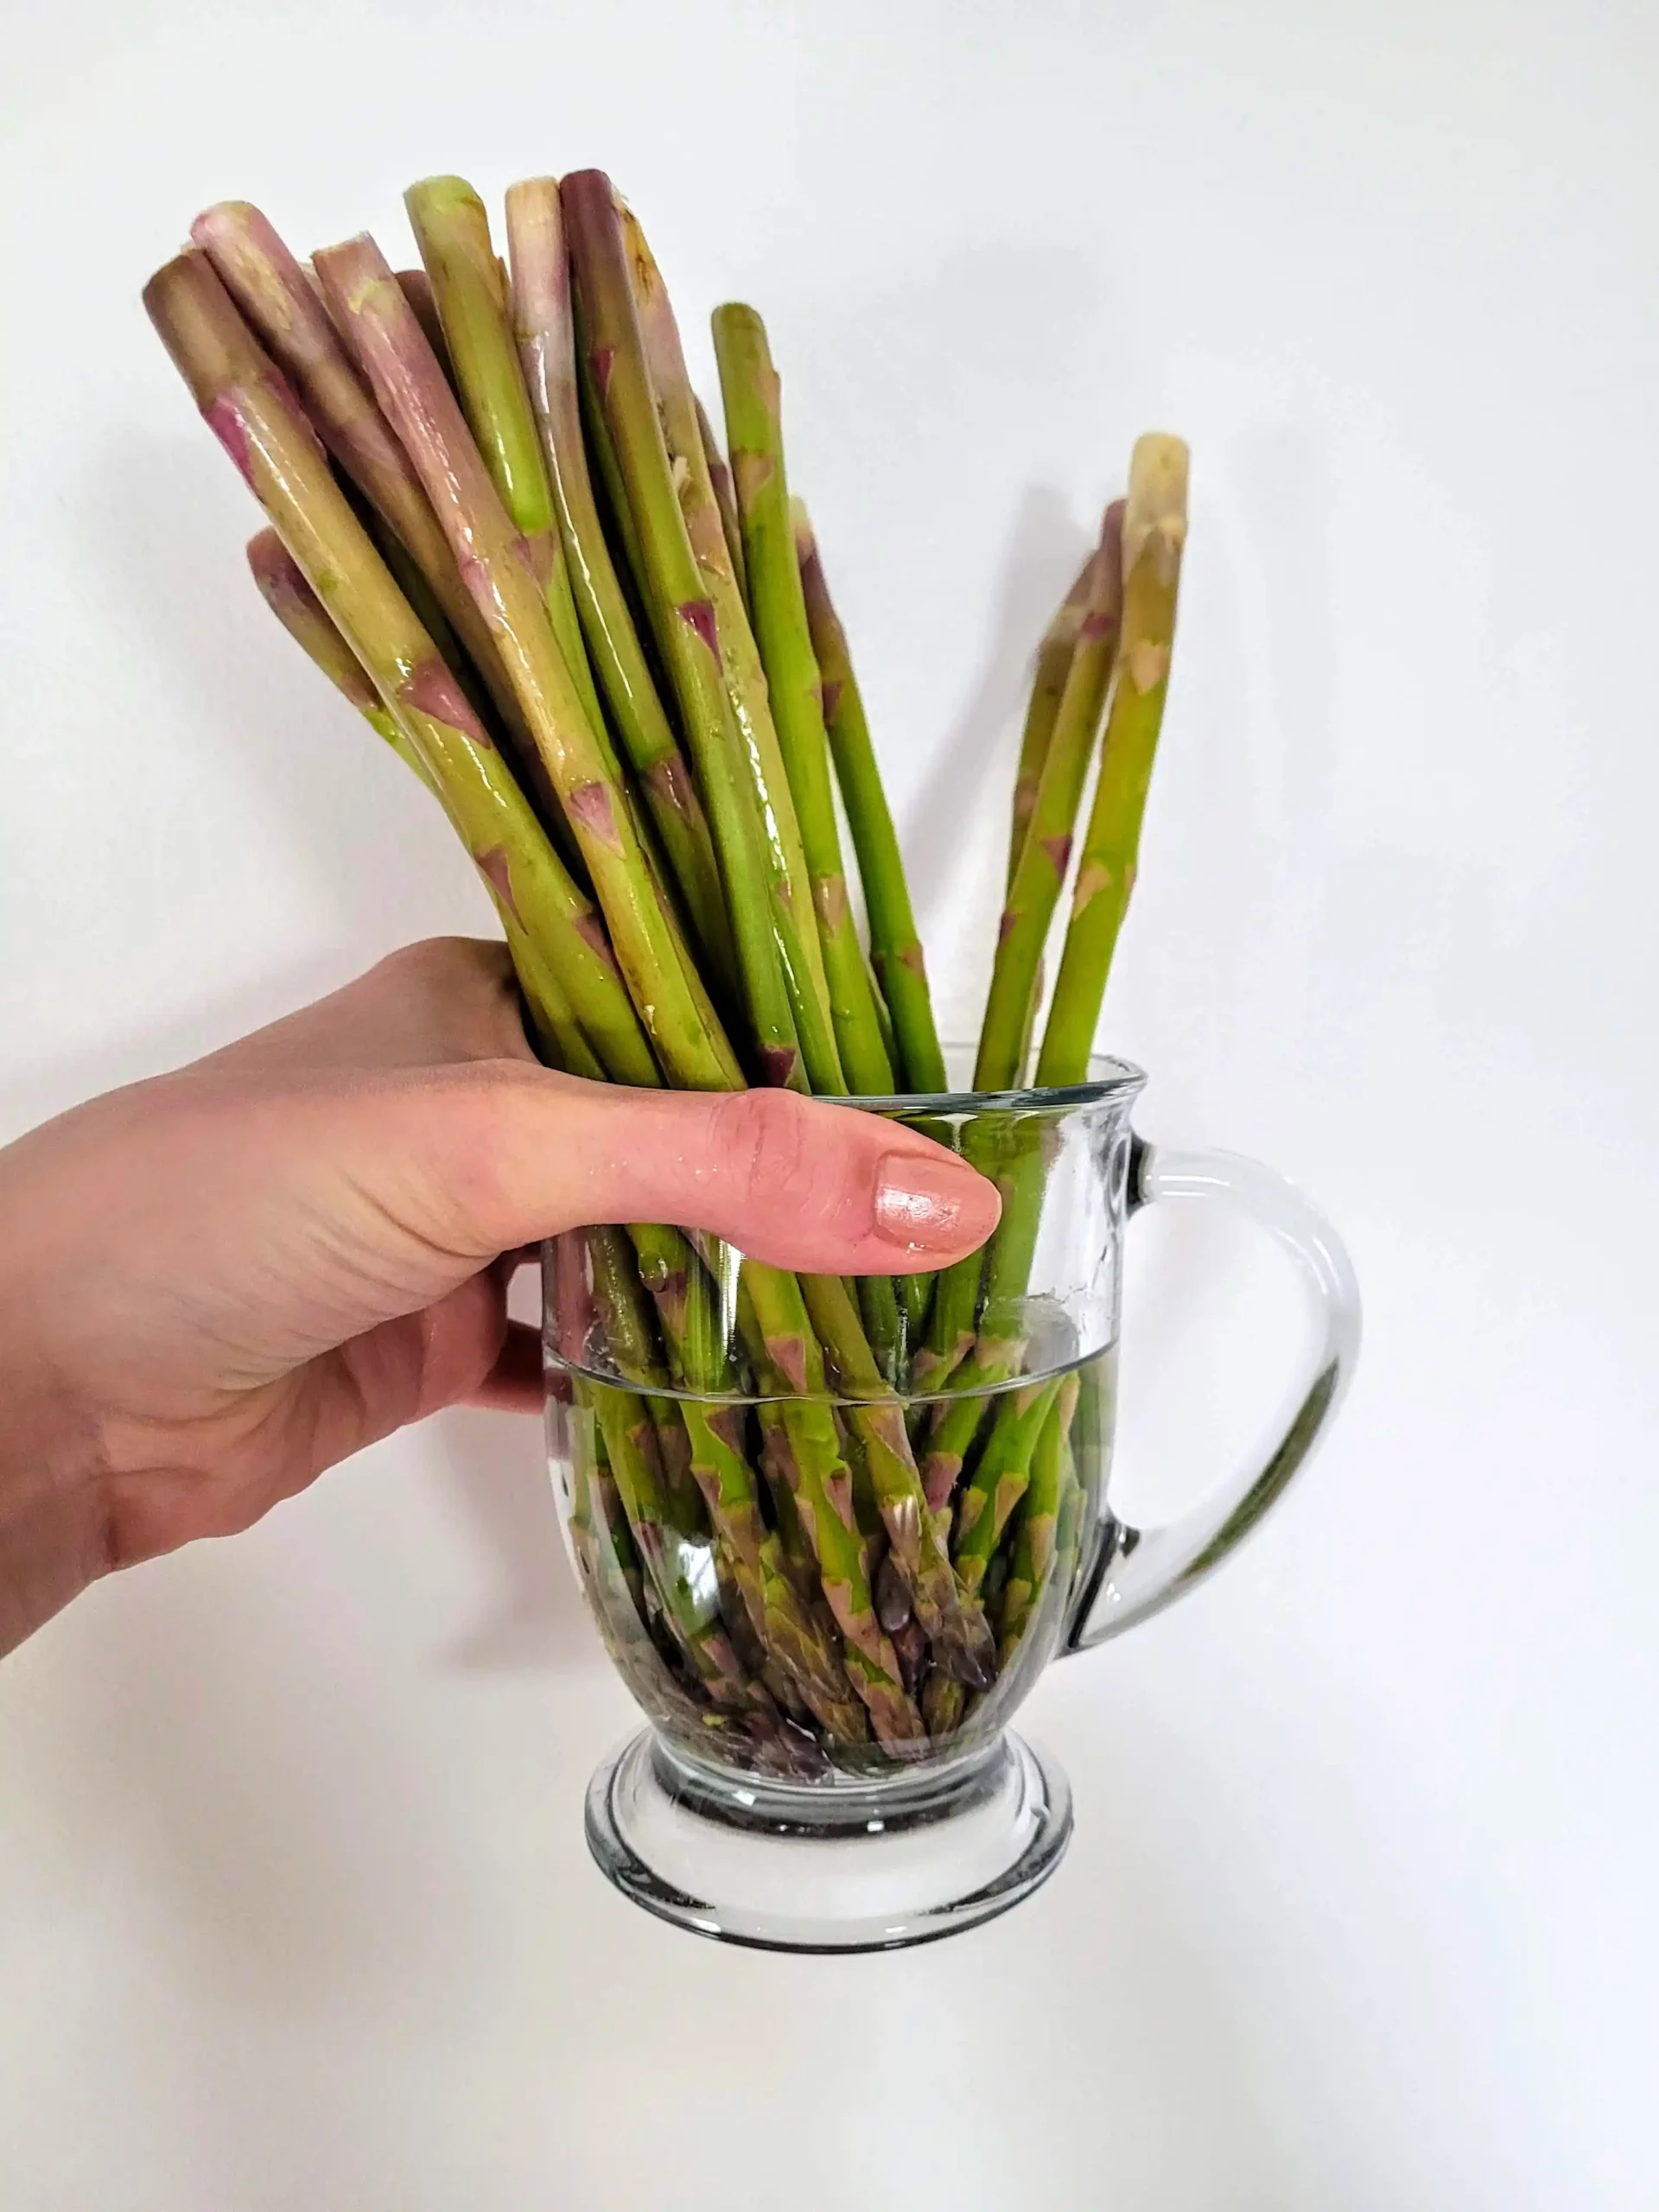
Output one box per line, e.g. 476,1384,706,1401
3,2,1655,2204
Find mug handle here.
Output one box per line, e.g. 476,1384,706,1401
1065,1138,1362,1652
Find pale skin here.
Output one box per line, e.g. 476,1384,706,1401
0,936,1000,1658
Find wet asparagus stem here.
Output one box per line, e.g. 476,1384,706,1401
503,178,737,998
711,303,910,1370
712,303,895,1098
697,395,749,601
394,269,454,383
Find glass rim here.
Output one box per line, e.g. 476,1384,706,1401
828,1047,1146,1119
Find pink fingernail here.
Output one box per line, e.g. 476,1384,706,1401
873,1151,999,1253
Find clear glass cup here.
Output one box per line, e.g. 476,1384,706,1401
543,1052,1360,1952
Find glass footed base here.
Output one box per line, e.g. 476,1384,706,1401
584,1726,1073,1953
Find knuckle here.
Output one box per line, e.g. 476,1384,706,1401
709,1086,815,1216
372,938,529,1062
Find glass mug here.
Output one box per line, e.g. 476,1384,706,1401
543,1053,1359,1952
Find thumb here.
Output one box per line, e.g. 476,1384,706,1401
419,1065,1001,1275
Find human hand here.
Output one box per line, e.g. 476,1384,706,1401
0,938,998,1655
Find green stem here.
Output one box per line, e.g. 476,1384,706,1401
1007,549,1098,892
973,500,1124,1092
559,173,805,1093
504,177,738,1001
611,191,842,1092
793,499,949,1095
713,305,895,1097
404,176,611,753
1036,437,1187,1085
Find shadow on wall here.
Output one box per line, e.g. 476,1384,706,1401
434,1384,594,1675
901,482,1094,936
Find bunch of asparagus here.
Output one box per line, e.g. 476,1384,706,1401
145,172,1187,1771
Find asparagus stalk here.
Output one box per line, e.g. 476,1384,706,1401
395,269,454,385
1036,435,1188,1084
793,500,950,1094
556,174,805,1091
912,504,1127,1399
917,508,1130,1520
696,394,748,601
938,451,1183,1586
606,186,841,1090
403,177,612,753
245,528,417,773
951,1376,1064,1594
997,1372,1081,1661
503,178,737,997
713,304,896,1097
311,232,744,1095
189,201,529,751
707,306,907,1364
146,251,657,1088
1007,548,1099,891
973,500,1125,1092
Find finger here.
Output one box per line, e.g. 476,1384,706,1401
416,1070,1001,1276
465,1319,545,1414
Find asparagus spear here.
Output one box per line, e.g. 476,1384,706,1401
556,175,805,1092
395,269,454,386
403,177,612,753
951,1376,1064,1594
245,528,416,772
189,201,528,750
709,308,910,1370
793,500,950,1094
311,232,744,1095
146,251,657,1087
713,304,896,1098
502,178,736,998
995,1384,1067,1662
1036,435,1188,1084
939,448,1185,1579
605,185,842,1090
912,504,1126,1396
696,394,748,601
1007,548,1099,891
974,499,1125,1092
